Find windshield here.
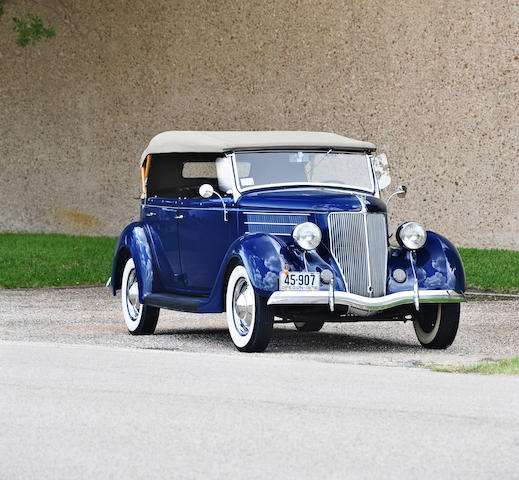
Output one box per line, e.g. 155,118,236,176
233,151,375,193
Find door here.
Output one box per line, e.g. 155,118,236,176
144,197,185,291
145,152,234,295
177,197,232,295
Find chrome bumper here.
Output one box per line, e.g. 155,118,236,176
267,289,465,314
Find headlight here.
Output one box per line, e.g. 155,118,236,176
293,222,322,251
396,221,427,250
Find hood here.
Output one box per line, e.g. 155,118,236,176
236,187,386,213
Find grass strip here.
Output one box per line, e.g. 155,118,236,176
458,247,519,294
0,233,117,288
430,357,519,375
0,233,518,291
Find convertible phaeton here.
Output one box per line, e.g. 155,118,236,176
109,131,465,352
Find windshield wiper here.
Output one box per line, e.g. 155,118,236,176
308,149,332,181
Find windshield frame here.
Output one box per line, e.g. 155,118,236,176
230,149,377,196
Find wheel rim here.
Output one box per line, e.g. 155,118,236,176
414,304,442,344
232,277,254,336
125,269,141,321
416,305,439,334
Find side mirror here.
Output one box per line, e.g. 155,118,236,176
386,184,407,205
372,153,392,191
198,183,229,222
199,184,215,199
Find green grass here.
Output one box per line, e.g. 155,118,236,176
430,357,519,375
0,233,117,288
458,247,519,294
0,233,518,292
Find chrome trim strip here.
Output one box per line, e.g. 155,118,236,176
244,221,299,226
361,200,373,296
267,289,466,311
242,211,311,216
145,204,230,211
245,232,291,236
409,251,420,310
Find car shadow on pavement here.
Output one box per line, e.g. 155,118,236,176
153,327,235,350
269,330,420,353
154,327,420,353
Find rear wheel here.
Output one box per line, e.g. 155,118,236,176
226,265,274,352
294,320,325,332
413,303,460,349
121,257,159,335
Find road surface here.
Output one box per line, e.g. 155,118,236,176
1,286,518,366
1,287,519,478
1,341,519,479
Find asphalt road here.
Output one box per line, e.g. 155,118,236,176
1,287,519,478
2,341,519,479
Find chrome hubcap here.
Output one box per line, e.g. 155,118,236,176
126,270,141,320
232,277,254,336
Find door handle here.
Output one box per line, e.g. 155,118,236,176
175,214,184,219
146,212,156,217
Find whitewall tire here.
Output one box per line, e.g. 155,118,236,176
226,265,274,352
121,257,159,335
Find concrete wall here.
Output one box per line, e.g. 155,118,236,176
1,0,518,249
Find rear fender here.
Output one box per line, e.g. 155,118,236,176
111,223,163,303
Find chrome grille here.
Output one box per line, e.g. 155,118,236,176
328,212,388,297
244,213,309,236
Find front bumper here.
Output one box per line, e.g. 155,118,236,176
267,289,465,315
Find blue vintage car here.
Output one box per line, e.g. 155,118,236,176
109,131,465,352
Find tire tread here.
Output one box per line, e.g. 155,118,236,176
414,303,460,349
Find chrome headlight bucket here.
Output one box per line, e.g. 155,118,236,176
396,221,427,250
293,222,322,251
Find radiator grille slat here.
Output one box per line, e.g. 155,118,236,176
244,213,308,235
366,214,388,297
328,212,388,297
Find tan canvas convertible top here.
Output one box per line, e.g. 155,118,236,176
139,131,376,165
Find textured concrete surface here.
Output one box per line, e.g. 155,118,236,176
1,1,518,248
1,286,518,367
1,342,519,479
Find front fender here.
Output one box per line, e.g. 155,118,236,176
233,234,348,296
229,233,299,297
388,231,466,294
200,233,308,313
111,222,163,302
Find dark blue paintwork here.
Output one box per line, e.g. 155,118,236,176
387,232,466,294
237,187,386,213
176,198,232,294
111,222,165,303
112,185,465,313
144,197,183,291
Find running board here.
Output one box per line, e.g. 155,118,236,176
143,293,203,313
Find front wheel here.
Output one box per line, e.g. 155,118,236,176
413,303,460,349
226,265,274,352
121,257,159,335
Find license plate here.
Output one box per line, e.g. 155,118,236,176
279,272,319,291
